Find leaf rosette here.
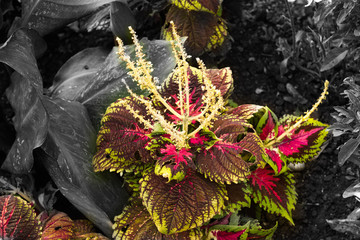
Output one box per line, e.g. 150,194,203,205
92,23,329,238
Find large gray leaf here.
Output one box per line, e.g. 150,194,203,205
50,38,176,129
40,97,129,237
0,28,42,91
2,73,48,174
0,29,48,174
9,0,125,36
110,2,136,44
49,47,109,100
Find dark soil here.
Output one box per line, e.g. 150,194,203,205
0,0,359,239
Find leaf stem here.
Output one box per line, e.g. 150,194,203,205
266,80,329,147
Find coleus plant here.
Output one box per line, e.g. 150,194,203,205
92,22,329,239
0,195,108,239
162,0,229,56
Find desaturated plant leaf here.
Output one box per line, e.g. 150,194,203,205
39,97,129,237
0,29,48,174
50,39,176,129
8,0,125,36
0,195,42,240
328,76,360,237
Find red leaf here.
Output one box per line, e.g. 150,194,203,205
265,148,284,173
211,229,246,240
248,167,281,202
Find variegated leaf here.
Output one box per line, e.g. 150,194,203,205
140,170,227,234
93,97,154,174
212,115,252,142
225,182,252,212
265,148,284,174
113,201,204,240
248,167,297,225
73,233,109,239
0,195,41,240
162,6,228,56
170,0,222,14
237,133,267,166
197,141,251,184
73,219,95,236
113,201,158,240
205,67,233,100
246,220,278,240
159,66,232,111
277,116,329,163
227,104,264,120
155,144,195,181
41,211,74,240
256,108,278,141
211,229,246,240
210,219,278,240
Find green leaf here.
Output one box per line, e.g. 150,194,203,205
197,141,251,184
0,195,42,240
320,48,348,72
9,0,121,36
113,201,204,239
162,5,228,56
210,219,277,240
225,182,252,212
40,97,129,237
248,168,297,225
41,211,74,240
112,201,160,239
93,96,154,174
170,0,222,14
140,170,227,234
49,47,109,101
110,2,136,44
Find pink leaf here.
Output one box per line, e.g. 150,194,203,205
248,167,281,202
265,148,283,173
211,229,246,240
160,144,193,170
260,111,276,141
278,128,321,156
189,132,208,145
167,88,203,124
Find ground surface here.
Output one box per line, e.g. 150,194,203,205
0,0,359,239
